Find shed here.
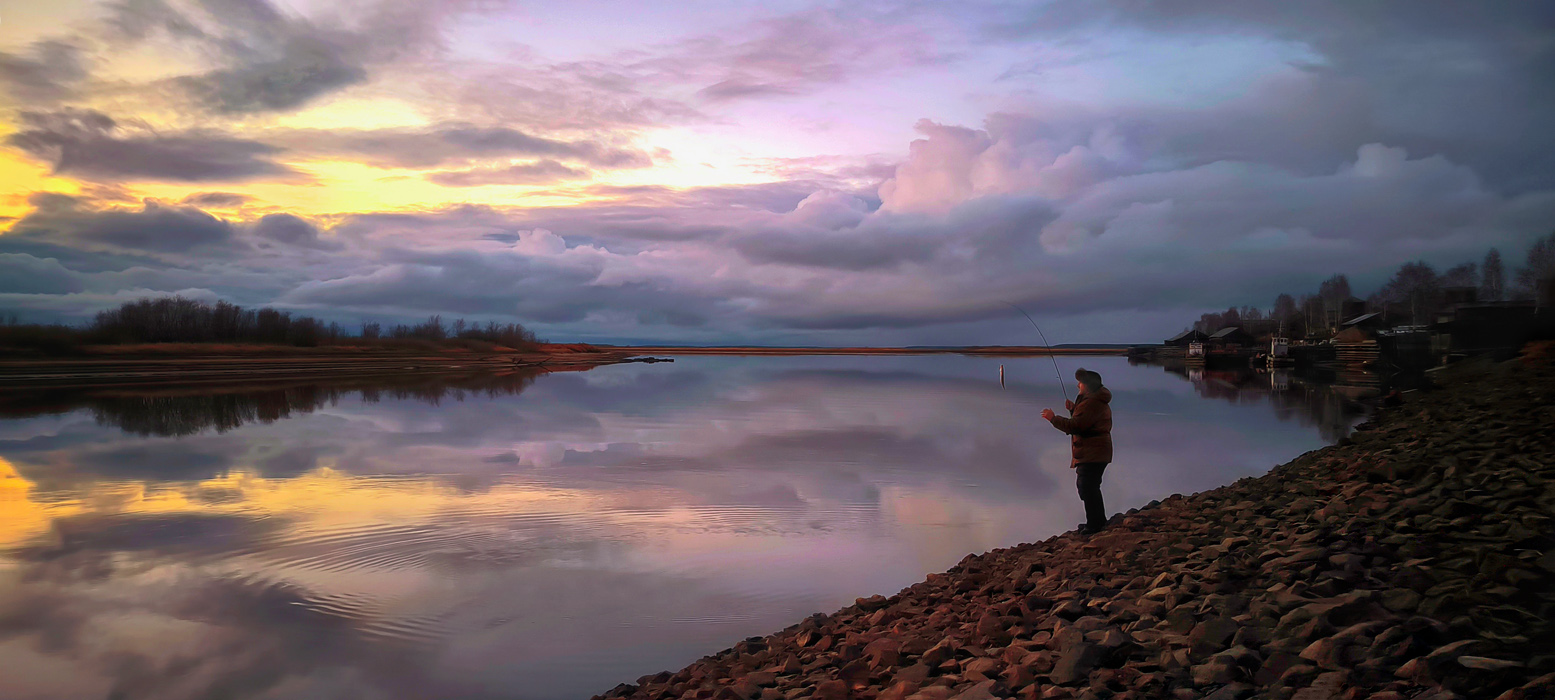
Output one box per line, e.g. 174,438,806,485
1207,326,1254,347
1165,329,1208,347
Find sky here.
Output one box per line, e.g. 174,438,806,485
0,0,1552,344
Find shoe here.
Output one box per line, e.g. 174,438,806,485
1075,524,1100,536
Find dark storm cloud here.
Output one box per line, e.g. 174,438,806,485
275,123,651,169
181,192,253,206
99,0,485,115
426,160,589,187
0,40,88,103
250,213,338,249
987,0,1555,192
0,254,86,294
8,109,294,182
179,34,369,113
8,197,237,252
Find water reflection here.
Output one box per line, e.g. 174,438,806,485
0,356,1366,700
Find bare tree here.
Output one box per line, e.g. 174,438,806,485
1481,248,1505,301
1377,261,1441,325
1514,230,1555,299
1440,262,1478,289
1317,274,1352,328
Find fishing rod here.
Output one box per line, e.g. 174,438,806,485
1002,301,1071,407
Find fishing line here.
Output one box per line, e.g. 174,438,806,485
1002,301,1071,406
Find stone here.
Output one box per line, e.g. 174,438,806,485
1190,617,1241,655
1378,589,1420,613
814,680,849,700
963,657,1001,680
1050,642,1103,685
1255,652,1306,685
1203,683,1254,700
865,638,902,670
1298,636,1346,669
880,682,921,700
858,595,891,612
954,680,1001,700
906,688,956,700
1456,656,1523,671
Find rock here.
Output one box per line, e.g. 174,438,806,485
1203,683,1254,700
858,595,891,612
963,657,1001,680
880,682,921,700
865,638,902,670
1051,642,1103,685
906,688,956,700
1424,640,1482,668
1378,589,1420,613
1255,652,1306,685
954,680,1001,700
1190,617,1241,655
1298,636,1346,669
1290,671,1349,700
1192,660,1238,686
893,663,932,686
814,680,849,700
1456,656,1523,671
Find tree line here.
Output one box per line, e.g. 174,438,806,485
0,297,543,354
1190,230,1554,337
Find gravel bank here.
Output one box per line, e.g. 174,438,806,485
592,349,1555,700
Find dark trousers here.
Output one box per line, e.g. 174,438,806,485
1075,462,1109,530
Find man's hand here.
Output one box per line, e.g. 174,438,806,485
1041,409,1055,421
1064,400,1074,411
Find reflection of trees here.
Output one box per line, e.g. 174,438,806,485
1157,364,1368,442
1,371,542,437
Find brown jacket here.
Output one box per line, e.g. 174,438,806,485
1048,386,1113,466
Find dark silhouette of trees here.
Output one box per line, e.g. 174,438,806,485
1515,230,1555,299
1374,261,1441,325
0,297,544,353
1482,248,1506,301
1440,262,1478,289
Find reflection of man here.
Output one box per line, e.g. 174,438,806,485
1041,368,1114,535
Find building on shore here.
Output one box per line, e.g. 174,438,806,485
1164,329,1208,347
1207,326,1255,349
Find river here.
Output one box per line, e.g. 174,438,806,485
0,355,1367,699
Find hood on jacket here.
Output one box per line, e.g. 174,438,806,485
1082,386,1113,404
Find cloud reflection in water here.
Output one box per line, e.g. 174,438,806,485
0,356,1364,699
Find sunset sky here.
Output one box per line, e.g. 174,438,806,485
1,1,1552,344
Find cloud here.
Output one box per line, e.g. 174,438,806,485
250,213,338,249
274,123,650,169
102,0,493,115
8,109,295,182
179,34,369,114
425,160,589,187
8,197,237,252
0,254,86,295
0,40,88,103
181,192,253,207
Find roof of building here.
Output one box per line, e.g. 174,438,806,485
1209,327,1251,338
1165,329,1206,342
1343,312,1382,326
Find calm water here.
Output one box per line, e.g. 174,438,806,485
0,356,1365,700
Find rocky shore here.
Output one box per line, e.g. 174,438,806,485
592,348,1555,700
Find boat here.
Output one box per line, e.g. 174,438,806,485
1267,335,1294,367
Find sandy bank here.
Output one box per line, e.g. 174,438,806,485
591,348,1555,700
0,344,634,387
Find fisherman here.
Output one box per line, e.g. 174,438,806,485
1041,368,1113,535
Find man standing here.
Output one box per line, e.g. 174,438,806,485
1041,368,1113,535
